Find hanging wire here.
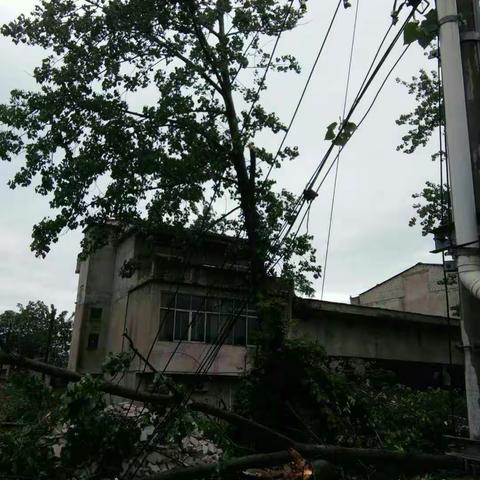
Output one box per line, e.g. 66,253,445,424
320,0,360,300
269,8,418,272
261,0,344,185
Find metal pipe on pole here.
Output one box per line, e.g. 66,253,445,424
437,0,480,439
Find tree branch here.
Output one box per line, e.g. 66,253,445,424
0,351,172,405
140,451,338,480
146,35,223,94
0,352,464,476
139,445,462,480
185,1,225,89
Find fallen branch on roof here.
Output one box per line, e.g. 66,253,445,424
0,351,465,475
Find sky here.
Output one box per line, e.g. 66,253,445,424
0,0,440,313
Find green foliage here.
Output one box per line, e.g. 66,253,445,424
0,0,321,296
408,181,450,236
0,300,72,367
324,120,357,146
396,69,442,155
0,423,57,479
59,375,140,477
0,373,142,479
235,338,466,453
396,66,452,236
236,338,370,445
403,10,438,49
101,351,134,376
0,373,55,423
362,384,460,453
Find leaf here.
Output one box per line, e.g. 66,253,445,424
324,122,337,141
421,9,438,36
333,121,357,146
403,21,421,45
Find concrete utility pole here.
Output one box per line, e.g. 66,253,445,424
437,0,480,439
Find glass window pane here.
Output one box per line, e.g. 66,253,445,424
206,313,220,343
161,292,176,308
220,314,234,345
233,316,246,346
247,316,259,345
87,333,99,350
191,295,205,312
159,309,174,341
221,298,235,314
176,294,190,310
174,311,189,340
206,297,221,312
89,307,102,324
191,311,205,342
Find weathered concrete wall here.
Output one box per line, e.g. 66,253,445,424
69,235,464,401
293,299,463,365
351,263,459,317
69,242,116,372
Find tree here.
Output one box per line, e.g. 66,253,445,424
395,66,451,237
0,0,320,293
0,301,72,367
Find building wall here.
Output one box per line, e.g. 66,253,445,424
70,232,260,379
69,237,464,403
350,263,459,317
293,299,462,365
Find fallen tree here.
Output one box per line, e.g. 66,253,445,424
140,452,338,480
140,446,462,480
0,351,465,476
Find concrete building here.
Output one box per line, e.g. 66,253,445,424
350,263,459,317
69,233,463,407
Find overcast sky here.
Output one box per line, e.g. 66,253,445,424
0,0,440,313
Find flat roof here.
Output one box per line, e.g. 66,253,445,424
294,296,459,328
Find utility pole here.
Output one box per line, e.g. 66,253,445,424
437,0,480,440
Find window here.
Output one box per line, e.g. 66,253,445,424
158,292,258,345
89,307,102,324
87,333,99,350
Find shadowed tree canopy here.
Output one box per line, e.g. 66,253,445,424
0,0,321,295
0,301,72,367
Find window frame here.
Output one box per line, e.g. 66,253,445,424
158,292,257,346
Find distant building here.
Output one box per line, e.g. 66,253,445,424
69,234,463,408
350,263,459,317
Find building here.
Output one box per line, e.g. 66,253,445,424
69,233,463,408
350,262,459,317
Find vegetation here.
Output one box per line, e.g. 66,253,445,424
396,66,450,237
0,339,466,479
0,300,72,367
235,338,465,454
0,0,321,301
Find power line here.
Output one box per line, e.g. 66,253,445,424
320,0,360,300
268,9,419,273
270,44,413,274
262,0,344,184
268,5,419,270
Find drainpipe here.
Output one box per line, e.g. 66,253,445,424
437,0,480,439
437,0,480,297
